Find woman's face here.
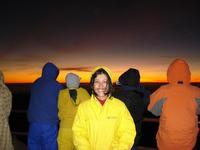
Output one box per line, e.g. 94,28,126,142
93,73,109,99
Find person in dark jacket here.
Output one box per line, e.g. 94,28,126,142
27,62,63,150
113,68,150,150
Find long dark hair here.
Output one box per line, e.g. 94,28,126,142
90,68,114,97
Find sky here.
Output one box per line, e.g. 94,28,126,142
0,1,200,83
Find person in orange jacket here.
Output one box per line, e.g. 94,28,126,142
148,58,200,150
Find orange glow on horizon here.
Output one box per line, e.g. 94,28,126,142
4,71,200,83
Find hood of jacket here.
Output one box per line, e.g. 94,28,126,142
0,70,4,84
118,68,140,86
41,62,59,80
167,58,191,85
91,66,112,82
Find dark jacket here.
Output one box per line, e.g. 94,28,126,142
28,62,63,124
114,68,150,147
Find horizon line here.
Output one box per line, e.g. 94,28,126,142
5,81,200,84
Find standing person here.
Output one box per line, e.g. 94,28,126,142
27,62,63,150
72,66,136,150
57,73,90,150
113,68,150,150
148,58,200,150
0,70,14,150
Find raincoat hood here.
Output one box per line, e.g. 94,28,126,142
41,62,59,80
118,68,140,86
91,66,112,82
167,58,191,85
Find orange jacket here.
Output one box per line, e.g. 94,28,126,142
148,58,200,150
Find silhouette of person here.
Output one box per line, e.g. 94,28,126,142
27,62,63,150
57,73,90,150
72,66,136,150
0,70,14,150
114,68,150,150
148,58,200,150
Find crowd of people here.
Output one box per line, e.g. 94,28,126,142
1,58,200,150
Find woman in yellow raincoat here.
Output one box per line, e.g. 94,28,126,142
148,58,200,150
72,66,136,150
57,73,90,150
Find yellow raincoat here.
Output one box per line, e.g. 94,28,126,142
148,58,200,150
72,94,136,150
58,87,90,150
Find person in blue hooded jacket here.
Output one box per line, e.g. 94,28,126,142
27,62,63,150
113,68,150,150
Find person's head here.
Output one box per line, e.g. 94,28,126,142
118,68,140,87
90,67,113,99
167,58,191,85
0,70,4,84
66,73,80,89
42,62,59,80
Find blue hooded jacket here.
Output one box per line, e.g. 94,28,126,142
28,62,63,124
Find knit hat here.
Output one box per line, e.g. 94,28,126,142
66,73,80,89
